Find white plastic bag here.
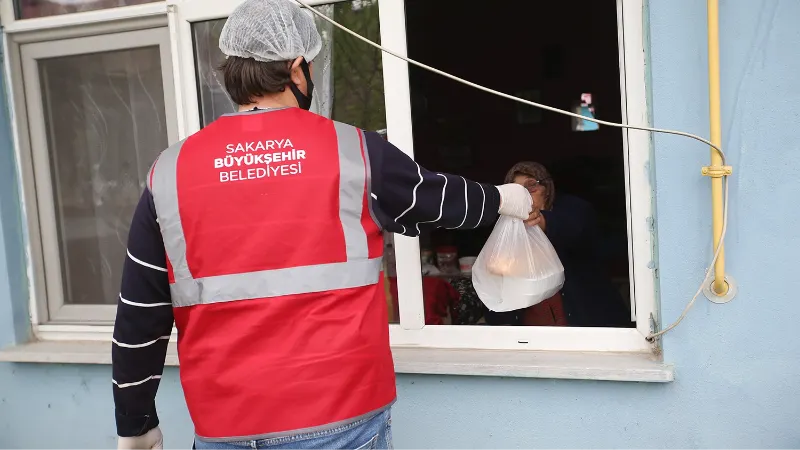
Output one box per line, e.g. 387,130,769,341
472,216,565,312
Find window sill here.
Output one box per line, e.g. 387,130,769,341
0,340,673,383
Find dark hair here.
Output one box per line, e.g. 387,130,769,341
219,56,292,106
504,161,556,210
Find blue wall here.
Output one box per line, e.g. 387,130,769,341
2,0,800,447
0,37,29,348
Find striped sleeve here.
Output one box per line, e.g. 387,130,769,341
112,188,173,438
364,132,500,236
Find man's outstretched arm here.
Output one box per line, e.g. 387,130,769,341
364,131,530,234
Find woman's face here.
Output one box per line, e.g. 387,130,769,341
513,174,547,210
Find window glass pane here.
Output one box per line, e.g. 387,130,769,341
192,19,235,127
192,0,386,133
16,0,161,20
39,46,168,305
404,0,634,328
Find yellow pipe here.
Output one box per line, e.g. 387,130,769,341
707,0,728,295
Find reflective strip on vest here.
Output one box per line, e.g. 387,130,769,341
335,122,368,260
171,257,382,306
150,119,380,308
151,138,189,282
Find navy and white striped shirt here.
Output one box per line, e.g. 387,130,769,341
112,131,501,437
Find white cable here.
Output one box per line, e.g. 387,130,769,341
295,0,724,156
647,177,729,341
294,0,731,341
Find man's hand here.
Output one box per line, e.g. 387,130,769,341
497,184,533,220
118,427,163,449
525,208,546,231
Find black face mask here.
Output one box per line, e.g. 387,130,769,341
288,58,314,111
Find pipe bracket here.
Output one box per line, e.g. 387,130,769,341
701,165,732,178
703,275,737,304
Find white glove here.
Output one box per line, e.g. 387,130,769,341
118,427,163,449
496,184,533,220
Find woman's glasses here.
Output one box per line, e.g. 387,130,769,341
524,178,549,193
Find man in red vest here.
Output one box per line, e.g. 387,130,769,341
112,0,532,448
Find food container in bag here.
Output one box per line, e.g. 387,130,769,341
472,216,564,312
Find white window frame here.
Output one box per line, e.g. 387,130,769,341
387,0,655,353
2,2,179,326
2,0,659,356
23,29,178,324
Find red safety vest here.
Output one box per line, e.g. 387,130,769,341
148,108,396,441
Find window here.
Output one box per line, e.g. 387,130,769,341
404,0,632,330
4,0,655,357
374,0,652,352
15,27,178,323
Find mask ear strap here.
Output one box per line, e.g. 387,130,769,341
289,57,314,110
300,58,314,98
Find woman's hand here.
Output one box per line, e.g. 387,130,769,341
525,207,546,231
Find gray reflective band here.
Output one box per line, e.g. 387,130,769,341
171,257,382,307
152,121,379,308
151,139,191,281
359,129,381,229
336,122,369,260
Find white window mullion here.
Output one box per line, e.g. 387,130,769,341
617,0,657,338
616,0,636,323
378,0,425,331
167,3,187,140
172,3,202,136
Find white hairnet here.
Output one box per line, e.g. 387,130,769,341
219,0,322,63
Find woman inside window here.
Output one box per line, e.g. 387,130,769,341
484,161,633,328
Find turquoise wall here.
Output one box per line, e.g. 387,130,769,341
2,0,800,447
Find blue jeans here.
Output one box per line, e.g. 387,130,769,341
194,409,392,450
